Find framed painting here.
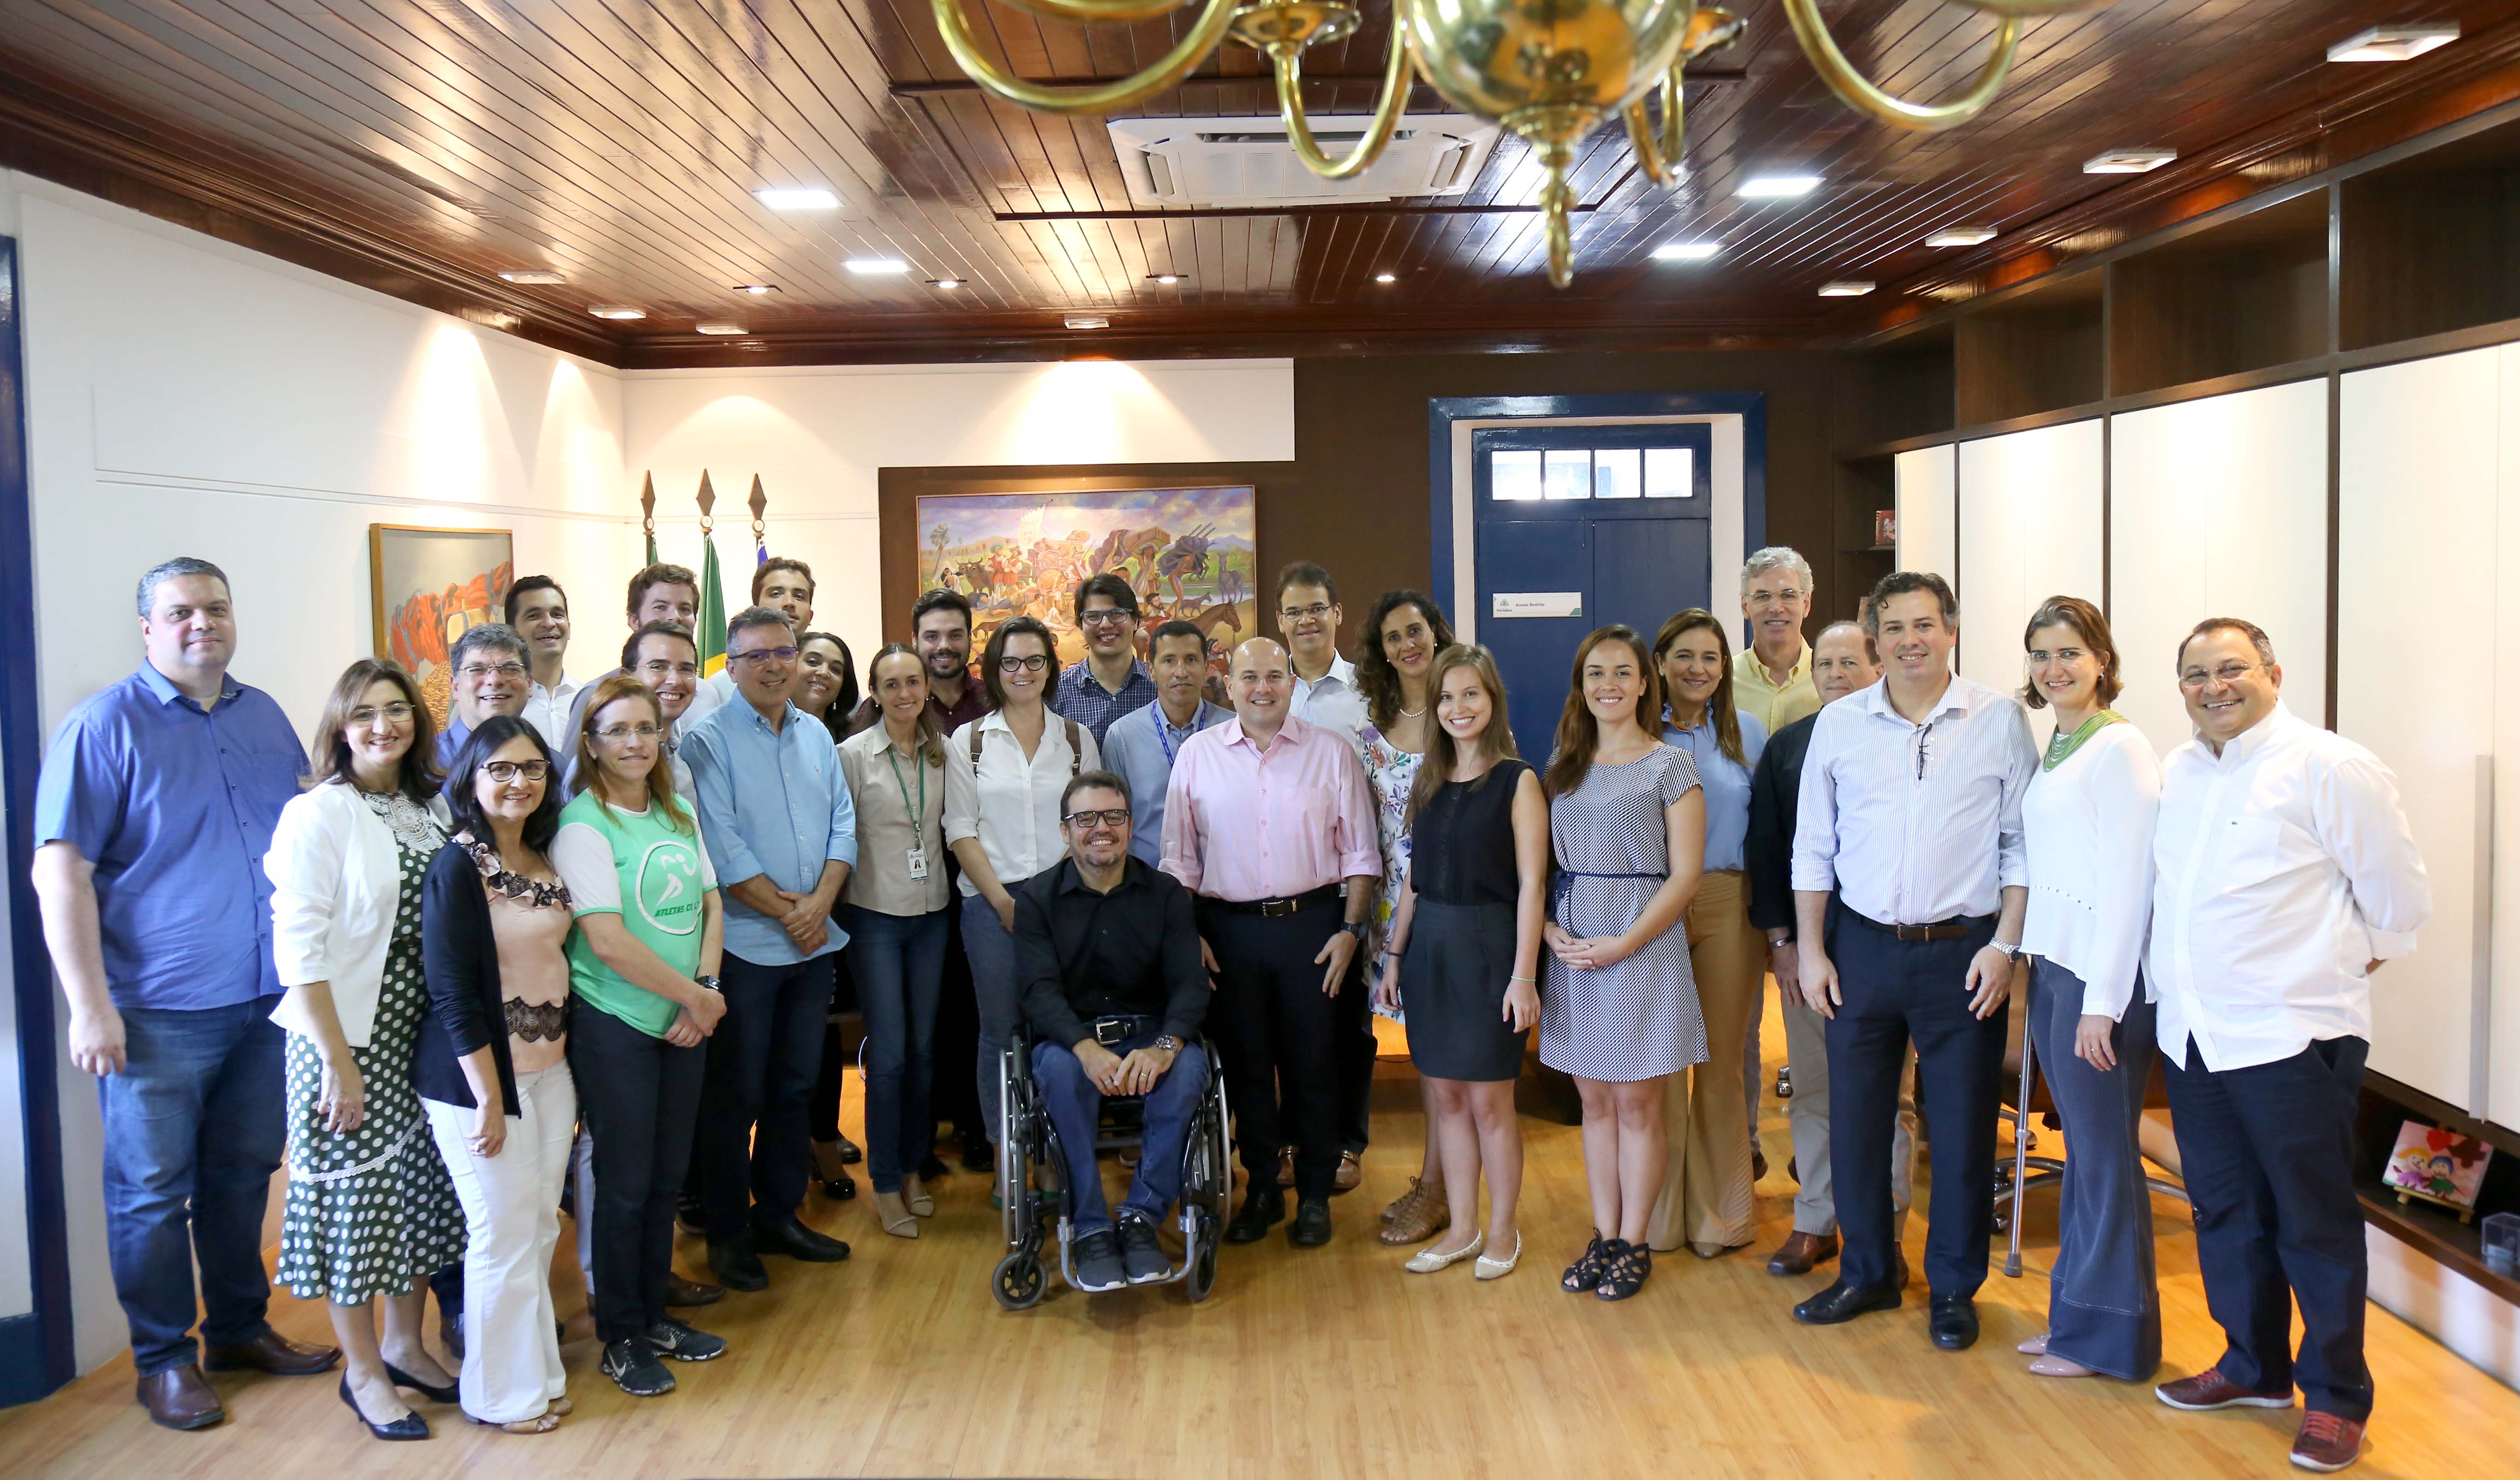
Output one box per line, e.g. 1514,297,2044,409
369,524,515,727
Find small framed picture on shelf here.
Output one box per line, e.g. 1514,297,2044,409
2382,1121,2494,1221
1873,509,1896,549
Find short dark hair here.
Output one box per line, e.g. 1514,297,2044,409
449,622,528,671
621,619,696,672
1275,561,1337,606
725,604,793,650
1073,572,1139,623
627,562,698,616
1814,618,1878,666
1061,769,1132,815
135,556,229,618
752,556,814,603
2178,617,2278,673
912,588,973,635
2021,595,2123,709
504,575,566,627
981,616,1060,711
1147,618,1205,653
441,715,564,855
1864,571,1959,634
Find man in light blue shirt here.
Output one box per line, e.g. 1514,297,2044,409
682,606,857,1286
1099,620,1230,865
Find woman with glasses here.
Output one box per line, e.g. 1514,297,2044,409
2017,596,2164,1383
417,717,575,1433
552,676,729,1399
264,660,464,1440
794,628,867,1196
943,615,1100,1164
839,644,953,1236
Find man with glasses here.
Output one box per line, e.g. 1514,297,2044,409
2147,619,2428,1474
1736,547,1822,733
1053,573,1158,746
506,576,581,748
435,623,532,767
1014,771,1211,1293
1276,563,1357,726
682,607,858,1289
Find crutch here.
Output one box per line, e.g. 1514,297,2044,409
2007,1025,2036,1278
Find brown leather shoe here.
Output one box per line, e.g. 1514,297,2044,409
1766,1230,1840,1276
2155,1366,2295,1411
136,1365,226,1430
1275,1146,1296,1189
2290,1411,2366,1472
665,1274,727,1307
1333,1149,1363,1193
203,1330,341,1376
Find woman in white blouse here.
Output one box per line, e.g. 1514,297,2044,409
944,615,1100,1160
2017,595,2164,1383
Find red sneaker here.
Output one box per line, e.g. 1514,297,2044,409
2155,1367,2295,1411
2289,1411,2365,1472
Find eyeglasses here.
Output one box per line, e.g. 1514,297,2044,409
1279,602,1333,622
2179,660,2262,690
1746,588,1809,606
458,661,529,681
998,653,1050,673
730,646,799,667
483,760,552,783
636,660,699,680
595,723,662,742
347,702,416,724
1079,609,1136,627
1062,809,1132,829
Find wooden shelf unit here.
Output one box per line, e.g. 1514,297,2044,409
1958,268,2104,425
1832,454,1897,622
2109,192,2331,397
2342,114,2520,351
1836,326,1955,450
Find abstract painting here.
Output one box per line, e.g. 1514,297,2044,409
369,524,515,727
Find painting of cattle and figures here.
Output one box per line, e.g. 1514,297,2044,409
917,486,1257,684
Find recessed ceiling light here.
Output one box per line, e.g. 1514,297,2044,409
497,268,567,284
2083,147,2177,174
1738,175,1821,199
1064,315,1109,330
587,304,645,320
1652,241,1721,261
844,258,911,275
1818,281,1875,297
739,341,770,352
754,187,839,211
695,323,747,335
1925,226,1997,247
1148,273,1186,285
929,277,964,289
1373,272,1398,284
733,283,779,295
2328,24,2457,62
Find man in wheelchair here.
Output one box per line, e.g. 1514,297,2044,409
1014,770,1212,1292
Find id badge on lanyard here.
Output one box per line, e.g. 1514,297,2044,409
888,746,930,881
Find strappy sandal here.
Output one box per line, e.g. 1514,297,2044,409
1596,1240,1652,1301
1561,1231,1610,1293
467,1407,563,1434
1378,1178,1451,1246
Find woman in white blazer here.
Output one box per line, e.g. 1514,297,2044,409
265,659,466,1441
2016,597,2164,1384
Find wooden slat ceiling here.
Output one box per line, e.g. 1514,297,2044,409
1,0,2515,363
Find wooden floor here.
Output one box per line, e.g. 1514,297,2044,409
7,1004,2515,1479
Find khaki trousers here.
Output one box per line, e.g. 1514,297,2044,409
1648,870,1762,1252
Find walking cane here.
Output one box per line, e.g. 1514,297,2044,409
2007,1022,2035,1279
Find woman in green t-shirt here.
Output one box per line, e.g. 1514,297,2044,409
550,676,728,1399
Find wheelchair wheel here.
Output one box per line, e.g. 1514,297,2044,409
992,1251,1046,1311
1184,1214,1219,1304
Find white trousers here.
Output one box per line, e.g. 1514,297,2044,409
426,1062,576,1423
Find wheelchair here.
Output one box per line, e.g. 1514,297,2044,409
990,1029,1233,1310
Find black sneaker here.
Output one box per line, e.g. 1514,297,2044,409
1117,1214,1170,1284
601,1336,675,1396
1072,1230,1128,1293
644,1318,727,1362
707,1232,769,1292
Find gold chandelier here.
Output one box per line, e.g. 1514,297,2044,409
931,0,2095,287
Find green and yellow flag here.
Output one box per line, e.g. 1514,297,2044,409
695,470,727,676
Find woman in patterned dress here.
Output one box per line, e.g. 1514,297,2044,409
265,660,466,1440
1537,626,1706,1302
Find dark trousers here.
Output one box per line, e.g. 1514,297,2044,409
99,1002,285,1377
2027,959,2162,1380
1202,898,1344,1201
571,1003,706,1344
808,948,855,1143
1825,909,2005,1296
2164,1034,2373,1419
696,952,834,1239
1032,1025,1210,1236
1333,947,1375,1154
847,905,951,1193
933,889,984,1148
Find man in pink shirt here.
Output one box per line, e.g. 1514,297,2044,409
1162,638,1380,1247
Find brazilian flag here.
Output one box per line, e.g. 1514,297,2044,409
697,526,728,678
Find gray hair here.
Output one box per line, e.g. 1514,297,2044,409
135,556,230,618
726,604,795,649
447,622,528,670
1740,546,1814,591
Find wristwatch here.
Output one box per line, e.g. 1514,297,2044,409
1151,1035,1184,1053
1988,941,2023,964
694,974,723,992
1341,920,1370,943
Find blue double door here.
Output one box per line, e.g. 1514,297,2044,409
1472,424,1715,762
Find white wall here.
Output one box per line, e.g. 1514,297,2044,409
1894,444,1956,590
1954,421,2105,707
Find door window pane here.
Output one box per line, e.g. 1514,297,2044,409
1544,449,1593,500
1492,449,1542,501
1593,448,1642,498
1645,447,1695,498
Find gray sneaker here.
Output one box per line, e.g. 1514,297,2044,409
1117,1214,1170,1284
644,1318,726,1362
1072,1229,1128,1293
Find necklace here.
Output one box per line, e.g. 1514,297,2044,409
2042,711,2124,772
1398,703,1427,719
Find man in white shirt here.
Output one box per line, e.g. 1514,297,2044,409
507,575,582,748
1789,571,2036,1352
705,556,817,707
564,563,726,743
2147,618,2427,1474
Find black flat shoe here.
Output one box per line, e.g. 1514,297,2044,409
1288,1199,1332,1247
1224,1187,1284,1244
1561,1232,1610,1293
1595,1240,1651,1301
1929,1294,1980,1351
384,1362,459,1405
1793,1280,1904,1325
753,1213,852,1263
707,1234,770,1292
834,1133,863,1164
339,1375,429,1440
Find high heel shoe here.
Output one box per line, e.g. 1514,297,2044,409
1595,1240,1651,1301
1402,1230,1484,1273
339,1375,429,1441
904,1175,935,1218
2018,1334,2049,1356
1562,1231,1610,1293
2028,1354,2098,1378
384,1361,459,1405
809,1140,858,1200
1475,1233,1523,1280
874,1189,920,1238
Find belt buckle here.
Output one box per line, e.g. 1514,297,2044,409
1895,923,1930,942
1259,897,1296,918
1093,1019,1131,1046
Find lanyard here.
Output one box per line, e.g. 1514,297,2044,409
1157,705,1199,766
884,743,927,833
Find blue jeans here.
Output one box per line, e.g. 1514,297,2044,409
960,890,1029,1148
2028,960,2162,1381
1031,1027,1209,1236
846,906,950,1193
100,1002,287,1376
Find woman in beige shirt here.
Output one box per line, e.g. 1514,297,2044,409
838,645,954,1236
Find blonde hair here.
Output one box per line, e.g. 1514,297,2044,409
575,675,690,832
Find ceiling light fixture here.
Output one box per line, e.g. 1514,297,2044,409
733,283,779,295
1148,273,1186,284
587,304,646,320
844,258,911,275
2083,147,2177,174
1818,280,1875,297
928,277,965,289
1925,226,1996,247
753,187,839,211
1064,315,1110,330
2327,25,2458,62
1738,175,1821,199
1652,241,1721,261
1373,272,1398,284
496,269,567,284
695,323,747,335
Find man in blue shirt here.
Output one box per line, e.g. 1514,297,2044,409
1099,619,1230,866
682,606,858,1289
434,622,531,768
1051,573,1158,746
31,557,339,1431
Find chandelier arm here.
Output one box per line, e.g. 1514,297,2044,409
1537,140,1575,290
1953,0,2109,12
931,0,1241,115
1779,0,2021,133
1622,64,1685,185
1274,24,1413,181
992,0,1199,21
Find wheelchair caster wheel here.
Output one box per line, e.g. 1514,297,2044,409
1185,1238,1218,1304
992,1251,1046,1311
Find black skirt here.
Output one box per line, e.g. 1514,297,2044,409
1399,900,1528,1082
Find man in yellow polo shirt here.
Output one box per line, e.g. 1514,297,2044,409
1733,547,1821,732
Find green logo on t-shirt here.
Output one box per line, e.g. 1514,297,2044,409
636,839,704,935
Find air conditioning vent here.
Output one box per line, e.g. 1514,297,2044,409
1108,114,1501,210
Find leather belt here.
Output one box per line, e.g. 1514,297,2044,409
1091,1014,1153,1046
1202,883,1341,918
1844,907,1996,943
